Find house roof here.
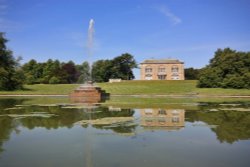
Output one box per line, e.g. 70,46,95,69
140,59,184,64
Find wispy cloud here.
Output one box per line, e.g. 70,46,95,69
156,5,182,25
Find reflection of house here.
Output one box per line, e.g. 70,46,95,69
140,59,185,80
140,109,185,130
108,106,122,112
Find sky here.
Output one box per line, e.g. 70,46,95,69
1,0,250,79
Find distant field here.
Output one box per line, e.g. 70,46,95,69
0,80,250,96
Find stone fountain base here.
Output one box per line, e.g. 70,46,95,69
69,82,103,103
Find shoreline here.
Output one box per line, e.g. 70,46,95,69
0,94,250,98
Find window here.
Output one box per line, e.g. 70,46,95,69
145,109,153,115
171,77,179,80
145,74,152,80
172,73,179,76
145,118,153,123
145,68,152,73
171,73,179,80
172,110,180,115
158,75,166,80
158,109,167,115
172,117,180,123
158,67,166,73
171,66,179,72
158,118,166,124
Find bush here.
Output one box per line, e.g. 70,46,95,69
49,77,60,84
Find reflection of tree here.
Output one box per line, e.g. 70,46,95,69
186,110,250,143
87,108,136,134
19,106,85,129
0,98,28,108
0,97,135,157
0,117,12,154
0,103,136,154
0,98,29,154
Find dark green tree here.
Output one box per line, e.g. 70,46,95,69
91,53,137,82
92,59,112,82
184,68,200,80
61,61,78,83
22,59,44,84
40,59,62,84
110,53,137,80
0,32,24,90
198,48,250,89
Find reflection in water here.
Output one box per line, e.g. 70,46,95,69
140,109,185,130
0,98,250,167
186,110,250,143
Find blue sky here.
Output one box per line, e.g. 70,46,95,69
1,0,250,79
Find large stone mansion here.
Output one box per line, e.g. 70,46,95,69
140,59,185,80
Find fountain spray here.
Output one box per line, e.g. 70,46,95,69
87,19,94,82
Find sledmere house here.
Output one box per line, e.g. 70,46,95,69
140,59,185,80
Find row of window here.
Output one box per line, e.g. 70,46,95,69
145,74,179,80
145,66,179,73
145,109,180,115
144,117,180,123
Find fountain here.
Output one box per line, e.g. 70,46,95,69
70,19,107,103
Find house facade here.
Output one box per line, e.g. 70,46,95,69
140,59,185,80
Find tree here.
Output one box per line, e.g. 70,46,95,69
40,59,62,84
76,61,90,83
92,60,112,82
184,68,200,80
61,61,78,83
0,32,24,90
110,53,137,80
91,53,137,82
22,59,44,84
197,48,250,89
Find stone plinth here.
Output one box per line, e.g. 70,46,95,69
69,83,102,103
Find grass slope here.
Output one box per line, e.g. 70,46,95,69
0,80,250,96
98,80,250,96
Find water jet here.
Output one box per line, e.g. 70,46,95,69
70,19,107,103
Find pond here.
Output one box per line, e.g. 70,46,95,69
0,97,250,167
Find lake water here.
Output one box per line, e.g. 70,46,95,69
0,97,250,167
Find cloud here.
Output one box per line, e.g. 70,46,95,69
156,5,182,25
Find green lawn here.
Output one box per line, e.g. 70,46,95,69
97,80,250,96
0,80,250,96
0,84,78,95
101,96,250,108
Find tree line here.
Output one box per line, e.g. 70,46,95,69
22,59,90,84
21,52,137,84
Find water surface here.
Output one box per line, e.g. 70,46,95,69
0,97,250,167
